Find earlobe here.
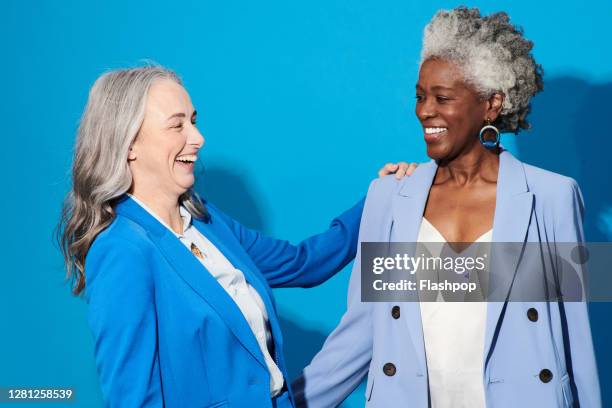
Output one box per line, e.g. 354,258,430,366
127,148,137,161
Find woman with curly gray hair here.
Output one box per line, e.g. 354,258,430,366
294,7,600,407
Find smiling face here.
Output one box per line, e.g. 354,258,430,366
128,79,204,199
415,58,492,161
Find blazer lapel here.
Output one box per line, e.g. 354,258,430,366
484,151,534,365
115,197,268,369
193,216,290,379
388,151,535,374
392,161,438,374
194,218,285,344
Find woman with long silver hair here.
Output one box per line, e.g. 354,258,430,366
58,66,413,407
295,7,600,407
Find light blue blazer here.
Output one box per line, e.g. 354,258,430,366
85,195,363,408
295,150,600,407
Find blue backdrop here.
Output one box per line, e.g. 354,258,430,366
1,1,610,406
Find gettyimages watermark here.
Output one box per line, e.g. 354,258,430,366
360,242,609,302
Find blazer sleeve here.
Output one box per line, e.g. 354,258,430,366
205,198,364,288
554,179,602,407
85,239,163,408
292,179,384,407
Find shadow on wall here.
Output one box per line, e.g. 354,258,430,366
193,164,269,233
515,75,612,404
278,315,328,380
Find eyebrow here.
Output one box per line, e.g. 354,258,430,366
167,113,186,121
166,110,197,121
415,84,455,92
415,84,454,91
432,85,454,91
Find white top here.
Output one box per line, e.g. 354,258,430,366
128,195,284,397
417,218,491,408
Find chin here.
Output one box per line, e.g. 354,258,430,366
426,143,451,161
175,177,195,193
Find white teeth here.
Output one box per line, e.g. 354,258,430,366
425,127,447,134
176,154,197,163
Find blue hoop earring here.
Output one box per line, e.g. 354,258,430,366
479,119,500,149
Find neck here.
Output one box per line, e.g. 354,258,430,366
437,143,500,186
130,188,183,234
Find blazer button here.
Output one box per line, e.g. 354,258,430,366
527,308,538,322
391,305,401,319
383,363,396,376
539,369,553,383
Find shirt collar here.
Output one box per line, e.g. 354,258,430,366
127,194,192,238
179,205,193,236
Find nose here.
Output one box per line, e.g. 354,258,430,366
188,125,205,149
416,96,436,122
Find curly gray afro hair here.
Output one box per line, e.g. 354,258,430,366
420,7,544,133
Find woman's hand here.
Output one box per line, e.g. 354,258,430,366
378,162,418,179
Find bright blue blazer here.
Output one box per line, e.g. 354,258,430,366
295,150,601,407
85,196,363,408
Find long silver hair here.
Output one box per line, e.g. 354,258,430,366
58,66,207,295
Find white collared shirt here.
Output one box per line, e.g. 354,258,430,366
128,195,285,397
